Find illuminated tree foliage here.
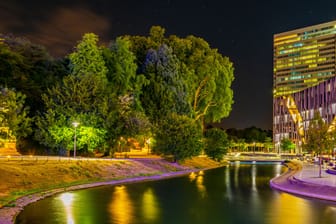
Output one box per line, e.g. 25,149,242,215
69,33,108,81
34,76,110,153
35,33,110,154
303,112,336,177
102,37,149,110
2,26,234,157
204,128,229,161
127,26,234,129
0,88,32,141
153,113,203,162
280,138,295,153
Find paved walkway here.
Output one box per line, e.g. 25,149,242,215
270,160,336,202
294,162,336,187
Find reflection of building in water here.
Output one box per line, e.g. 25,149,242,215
268,193,313,224
251,165,257,192
59,193,75,224
225,166,233,201
109,185,133,224
142,188,159,222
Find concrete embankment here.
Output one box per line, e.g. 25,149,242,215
270,161,336,202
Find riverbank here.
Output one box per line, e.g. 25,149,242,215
0,156,224,224
270,160,336,202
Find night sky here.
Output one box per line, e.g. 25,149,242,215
1,0,336,130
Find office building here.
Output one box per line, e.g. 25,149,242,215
273,20,336,152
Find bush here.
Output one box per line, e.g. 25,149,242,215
204,128,229,161
153,113,203,162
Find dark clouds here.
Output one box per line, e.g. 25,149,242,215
25,7,110,56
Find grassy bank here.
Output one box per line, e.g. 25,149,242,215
0,156,223,207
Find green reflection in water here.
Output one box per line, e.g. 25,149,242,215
142,188,159,222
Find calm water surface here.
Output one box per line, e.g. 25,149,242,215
16,162,336,224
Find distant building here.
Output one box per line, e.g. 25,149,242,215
273,20,336,153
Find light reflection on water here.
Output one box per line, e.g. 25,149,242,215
16,163,336,224
142,188,159,222
59,193,74,224
109,185,133,224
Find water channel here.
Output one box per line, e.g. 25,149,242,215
16,162,336,224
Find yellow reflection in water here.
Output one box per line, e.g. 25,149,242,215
109,185,133,224
269,193,313,224
59,193,75,224
234,162,240,188
225,166,233,201
196,171,207,197
142,188,159,221
189,172,196,181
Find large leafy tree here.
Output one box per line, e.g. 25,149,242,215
167,35,234,126
35,75,110,153
153,113,203,162
204,128,229,161
69,33,108,81
35,33,111,154
126,26,234,128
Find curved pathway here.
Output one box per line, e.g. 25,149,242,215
270,161,336,201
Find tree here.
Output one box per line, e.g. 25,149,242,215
303,112,336,177
141,44,190,121
264,137,273,152
0,35,68,114
167,35,234,128
35,75,111,154
0,88,32,141
153,113,203,162
126,26,234,129
102,37,148,110
204,128,229,161
280,138,295,153
103,37,137,95
69,33,108,82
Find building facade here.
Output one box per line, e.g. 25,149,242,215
273,21,336,153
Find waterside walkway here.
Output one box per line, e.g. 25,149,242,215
270,161,336,202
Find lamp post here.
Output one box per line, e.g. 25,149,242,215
72,122,79,158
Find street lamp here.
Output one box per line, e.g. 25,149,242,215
72,122,79,158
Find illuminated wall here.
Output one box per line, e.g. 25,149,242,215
273,21,336,152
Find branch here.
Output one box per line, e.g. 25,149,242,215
193,76,210,111
194,101,216,121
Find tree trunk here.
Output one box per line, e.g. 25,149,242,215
319,155,322,178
